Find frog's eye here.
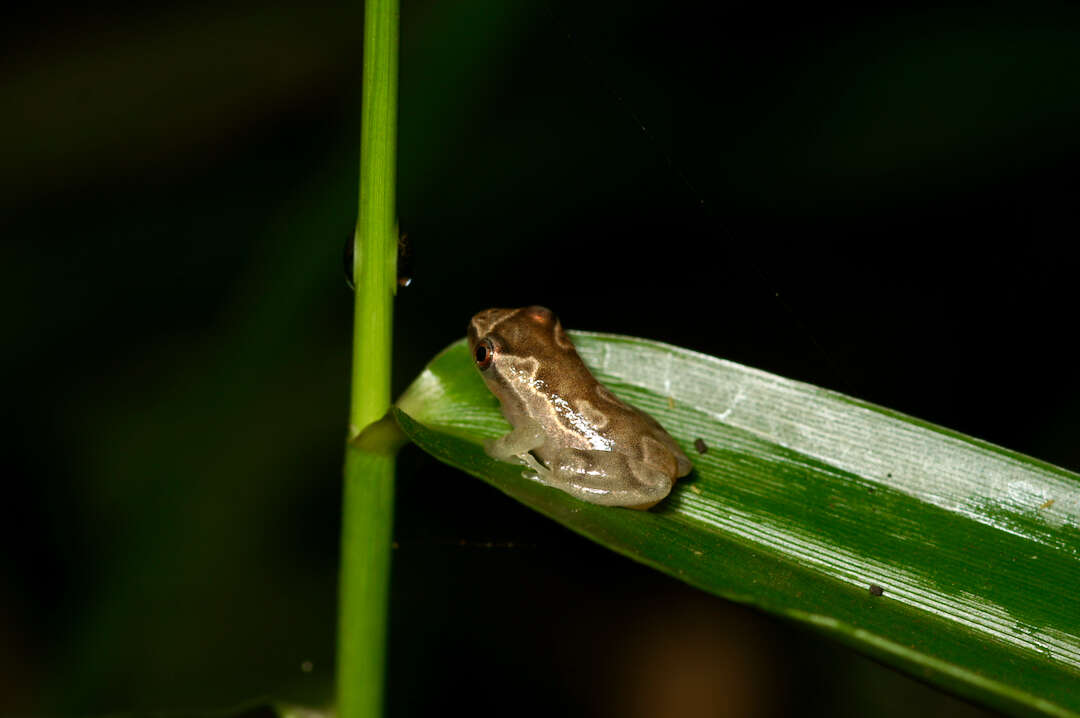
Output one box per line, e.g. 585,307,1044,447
474,339,494,370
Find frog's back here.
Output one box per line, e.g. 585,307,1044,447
533,345,692,478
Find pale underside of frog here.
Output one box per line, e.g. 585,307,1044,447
467,306,692,509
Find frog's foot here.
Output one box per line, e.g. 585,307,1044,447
515,451,551,483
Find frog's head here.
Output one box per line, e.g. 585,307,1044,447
467,306,576,390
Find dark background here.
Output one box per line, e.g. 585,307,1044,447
3,0,1078,715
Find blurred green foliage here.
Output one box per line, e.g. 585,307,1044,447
3,0,1079,715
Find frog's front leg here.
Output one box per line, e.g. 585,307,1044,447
534,448,673,509
484,416,547,467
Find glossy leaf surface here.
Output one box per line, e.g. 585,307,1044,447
395,333,1080,717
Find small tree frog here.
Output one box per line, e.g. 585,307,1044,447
467,306,692,509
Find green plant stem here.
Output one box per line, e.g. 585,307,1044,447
337,422,403,718
337,0,399,715
348,0,398,439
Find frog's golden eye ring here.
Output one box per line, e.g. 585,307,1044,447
474,339,495,370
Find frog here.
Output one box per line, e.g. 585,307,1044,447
467,306,692,509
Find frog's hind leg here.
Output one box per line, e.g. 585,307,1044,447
540,449,673,509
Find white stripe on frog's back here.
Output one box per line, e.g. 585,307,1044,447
548,393,613,451
504,353,614,452
504,354,542,401
472,308,516,338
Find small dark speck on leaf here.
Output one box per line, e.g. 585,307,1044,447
694,438,708,454
869,584,884,597
887,473,892,478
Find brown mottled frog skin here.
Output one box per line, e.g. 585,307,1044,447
467,306,692,509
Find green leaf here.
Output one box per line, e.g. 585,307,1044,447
395,332,1080,717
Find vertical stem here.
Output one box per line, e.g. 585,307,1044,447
349,0,398,439
337,439,396,718
337,0,399,716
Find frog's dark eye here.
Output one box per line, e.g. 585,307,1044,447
474,339,494,369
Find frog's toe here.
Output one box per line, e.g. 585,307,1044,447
517,450,549,477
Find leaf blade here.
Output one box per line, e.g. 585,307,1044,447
395,332,1080,717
